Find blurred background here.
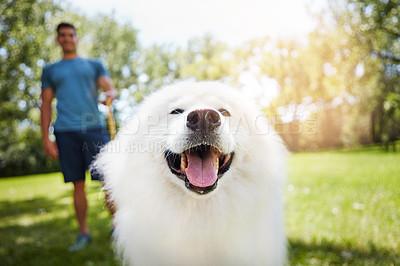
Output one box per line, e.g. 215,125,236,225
1,0,399,176
1,1,400,265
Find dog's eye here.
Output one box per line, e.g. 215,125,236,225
218,108,231,117
170,108,184,114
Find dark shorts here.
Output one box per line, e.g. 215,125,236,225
54,127,110,183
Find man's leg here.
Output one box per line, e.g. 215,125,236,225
54,131,91,251
68,180,91,251
73,180,90,234
83,128,116,221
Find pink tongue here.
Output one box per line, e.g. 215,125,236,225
185,151,218,188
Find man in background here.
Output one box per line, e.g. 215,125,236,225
40,22,117,251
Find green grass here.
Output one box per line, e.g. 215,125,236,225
0,148,399,265
286,149,400,265
0,174,117,266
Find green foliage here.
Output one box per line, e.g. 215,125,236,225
0,1,139,176
134,35,236,92
338,0,400,142
230,1,400,150
1,0,399,175
180,35,236,81
88,15,138,90
0,0,60,176
237,29,368,150
137,44,181,90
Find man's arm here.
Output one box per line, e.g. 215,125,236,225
40,89,58,159
98,76,117,101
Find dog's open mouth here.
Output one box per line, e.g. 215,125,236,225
165,145,234,195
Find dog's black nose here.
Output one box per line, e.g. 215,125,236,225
186,109,221,131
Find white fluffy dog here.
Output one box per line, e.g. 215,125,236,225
94,82,287,266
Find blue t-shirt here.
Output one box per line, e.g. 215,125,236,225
41,57,108,132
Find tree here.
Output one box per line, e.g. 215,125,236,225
0,1,139,176
88,14,138,90
336,0,400,143
125,35,236,101
238,27,364,150
0,0,61,176
137,43,182,91
180,35,236,81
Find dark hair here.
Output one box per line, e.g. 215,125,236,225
56,22,76,35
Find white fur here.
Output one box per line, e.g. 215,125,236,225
94,82,287,266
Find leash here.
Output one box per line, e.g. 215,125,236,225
105,98,116,140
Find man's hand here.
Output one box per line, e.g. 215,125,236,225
43,139,59,159
98,76,117,104
41,89,58,159
104,89,118,101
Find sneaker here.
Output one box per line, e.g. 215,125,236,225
68,233,91,252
